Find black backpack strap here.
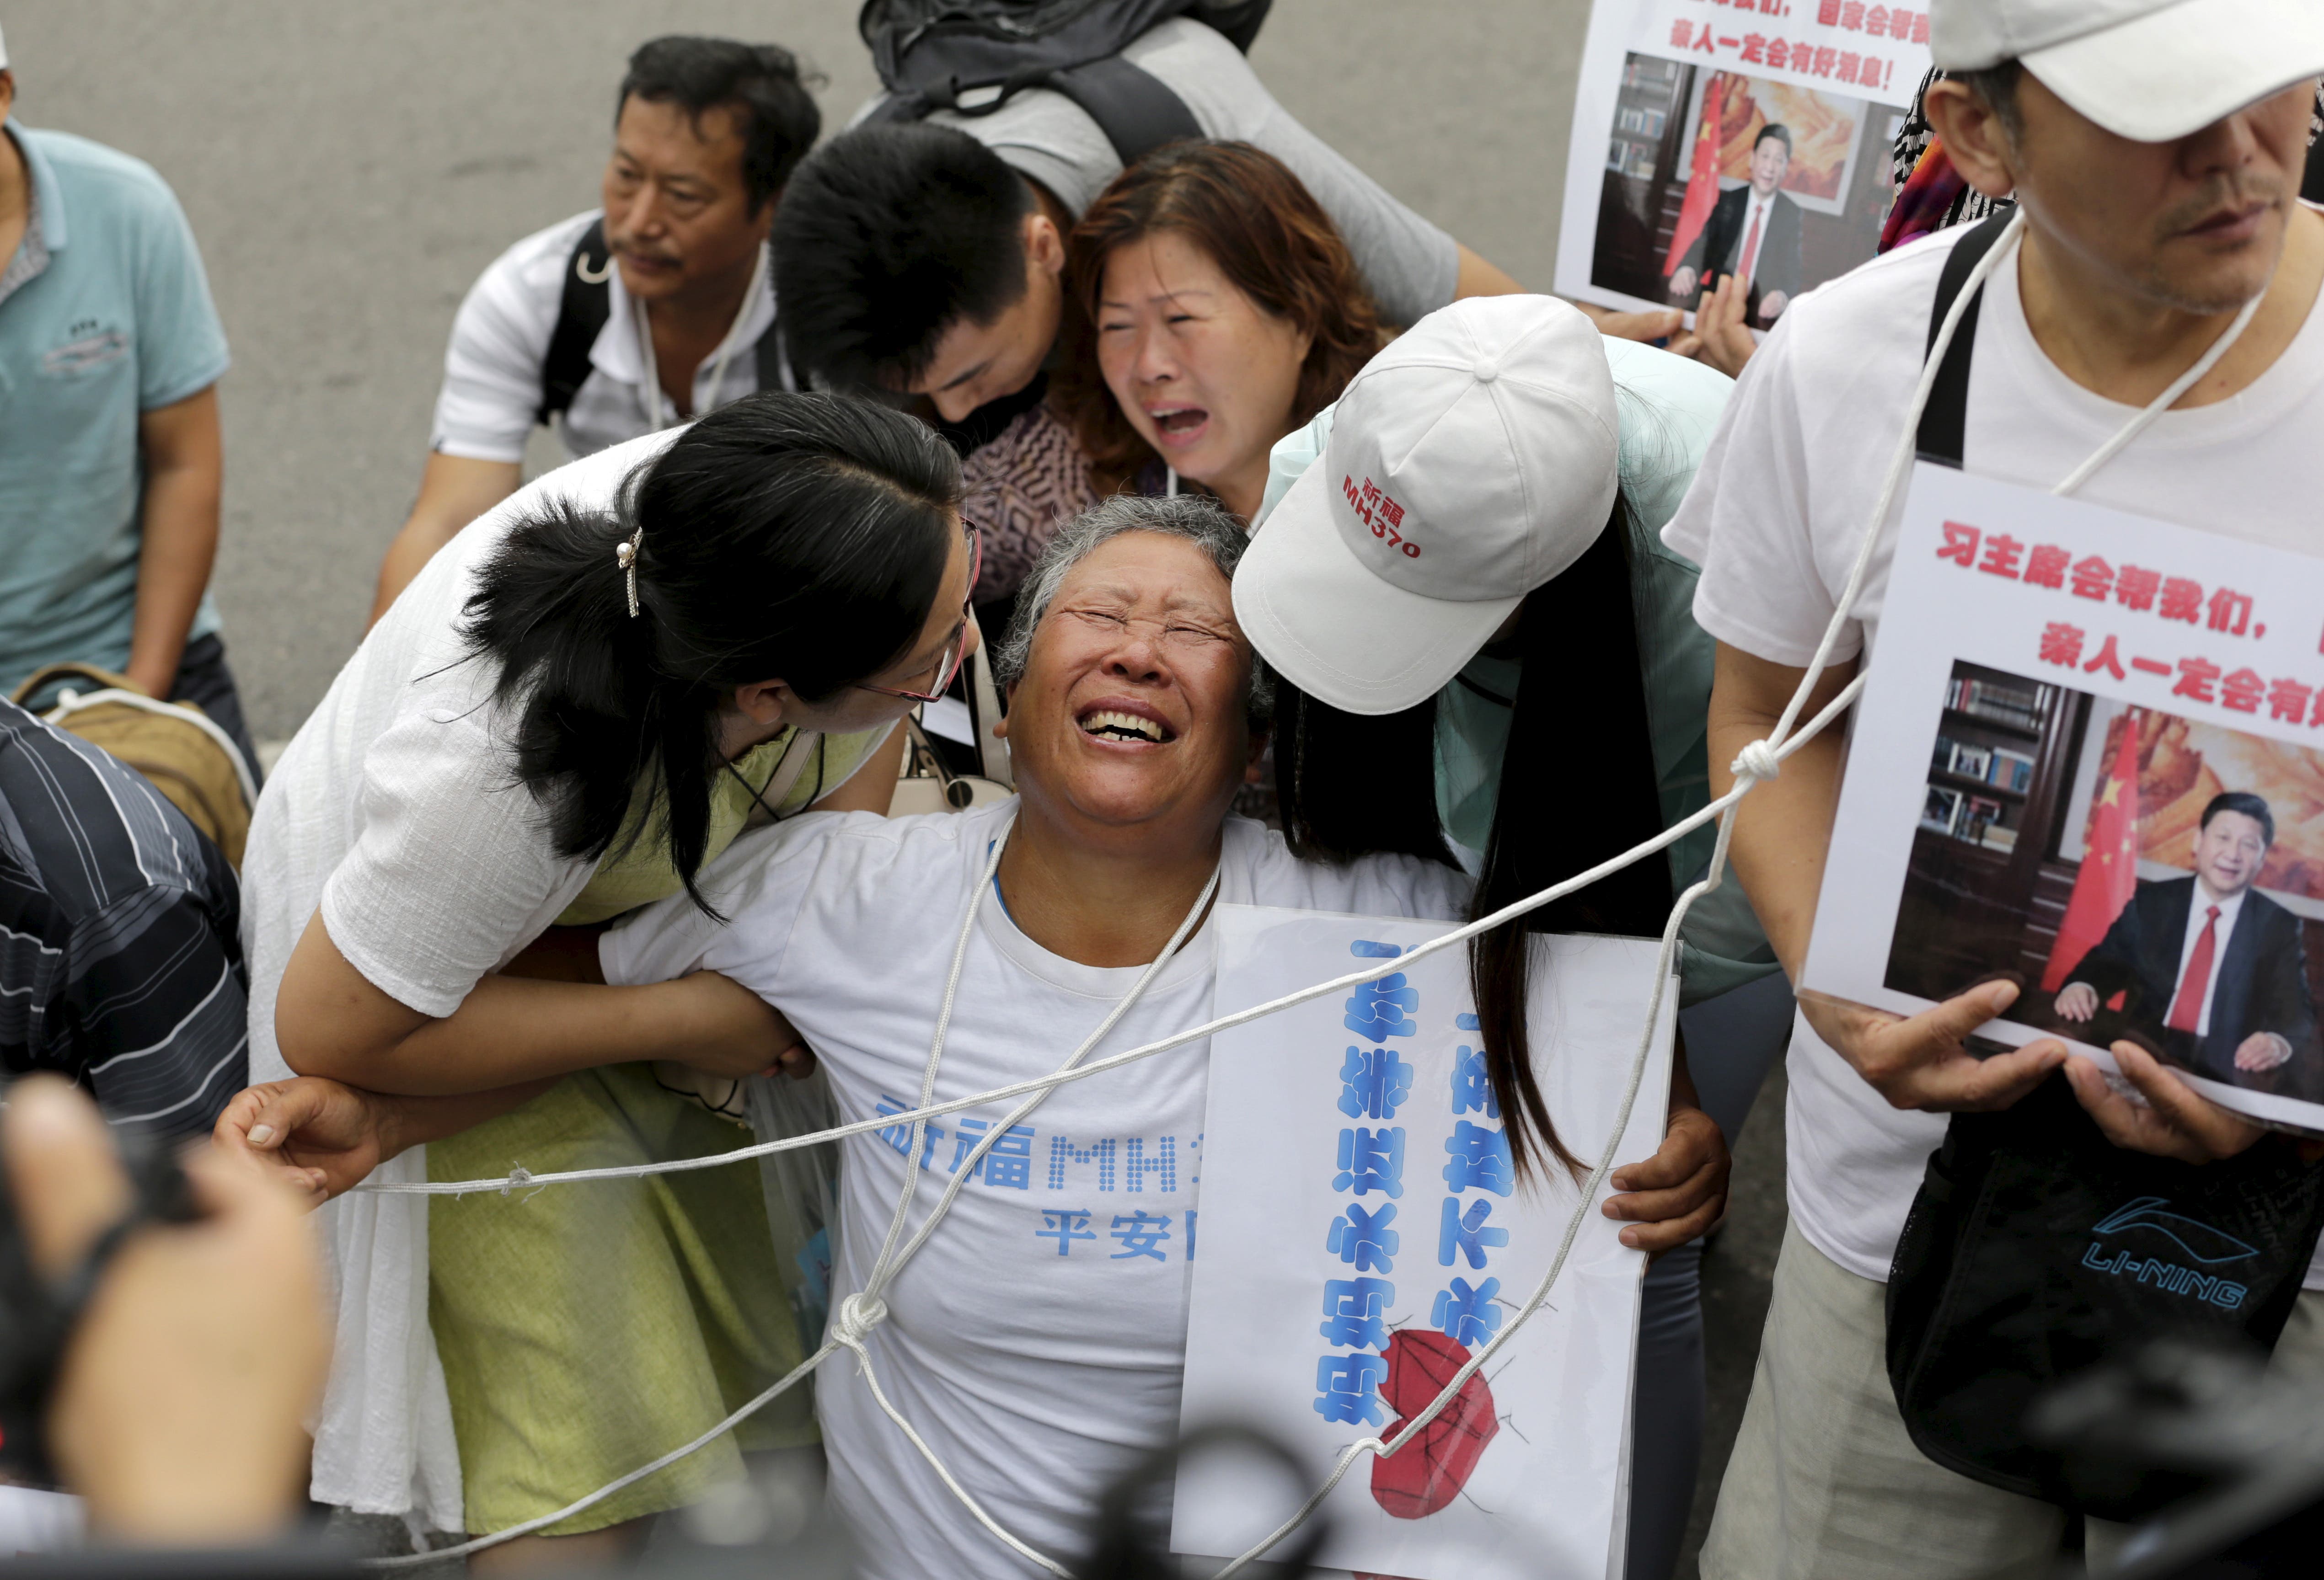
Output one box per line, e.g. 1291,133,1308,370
1914,209,2014,469
538,219,614,425
1043,56,1203,164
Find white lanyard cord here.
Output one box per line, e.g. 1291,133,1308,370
366,210,2270,1575
634,239,770,430
831,816,1221,1576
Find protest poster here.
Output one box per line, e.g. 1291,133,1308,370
1554,0,1933,333
1804,464,2324,1134
1173,907,1676,1580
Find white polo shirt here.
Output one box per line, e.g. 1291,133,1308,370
428,208,784,464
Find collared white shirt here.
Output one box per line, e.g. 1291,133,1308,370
2174,881,2249,1038
428,209,782,465
1725,187,1778,279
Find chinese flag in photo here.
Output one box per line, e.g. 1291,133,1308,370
1664,74,1729,279
2042,713,2142,991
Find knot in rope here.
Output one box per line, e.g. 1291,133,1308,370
499,1165,533,1197
1730,740,1782,784
830,1292,889,1349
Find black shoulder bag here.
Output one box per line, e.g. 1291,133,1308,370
1883,210,2324,1519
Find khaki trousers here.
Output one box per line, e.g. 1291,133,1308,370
1702,1220,2324,1580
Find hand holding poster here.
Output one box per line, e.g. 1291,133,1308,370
1805,464,2324,1133
1556,0,1933,332
1173,908,1676,1580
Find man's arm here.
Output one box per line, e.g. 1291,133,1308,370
1709,641,2066,1108
367,453,523,626
1452,243,1522,299
124,386,223,700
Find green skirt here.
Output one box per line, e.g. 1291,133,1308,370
428,1063,818,1536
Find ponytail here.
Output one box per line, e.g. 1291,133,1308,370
461,392,960,908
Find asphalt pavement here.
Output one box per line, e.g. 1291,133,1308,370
0,5,1789,1574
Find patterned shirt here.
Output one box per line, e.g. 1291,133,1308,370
0,699,247,1137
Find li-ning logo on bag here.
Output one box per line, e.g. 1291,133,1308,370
2080,1196,2255,1310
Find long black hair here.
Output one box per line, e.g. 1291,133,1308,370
1275,492,1671,1179
461,392,960,909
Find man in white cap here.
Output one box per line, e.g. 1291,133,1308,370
1664,0,2324,1571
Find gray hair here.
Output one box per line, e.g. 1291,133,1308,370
990,492,1273,726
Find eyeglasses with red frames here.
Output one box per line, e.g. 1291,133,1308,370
854,520,983,704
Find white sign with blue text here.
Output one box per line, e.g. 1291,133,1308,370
1173,909,1676,1580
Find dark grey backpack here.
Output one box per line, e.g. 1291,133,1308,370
859,0,1273,163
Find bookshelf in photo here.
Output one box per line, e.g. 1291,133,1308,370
1606,55,1687,184
1888,660,2091,1002
1918,671,2050,854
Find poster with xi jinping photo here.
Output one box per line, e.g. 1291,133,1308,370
1805,465,2324,1137
1555,0,1933,333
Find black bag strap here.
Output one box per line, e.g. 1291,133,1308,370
539,219,613,424
1044,56,1203,164
1914,208,2014,469
541,219,794,421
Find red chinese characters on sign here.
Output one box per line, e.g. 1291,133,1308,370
2158,577,2204,625
2043,631,2324,736
2207,587,2254,637
1342,474,1418,558
1813,0,1926,38
2038,622,2083,668
2023,544,2069,590
2272,678,2314,724
1977,534,2024,578
2173,656,2222,704
2082,634,2126,681
2220,668,2266,714
1936,524,2266,645
1669,7,1897,91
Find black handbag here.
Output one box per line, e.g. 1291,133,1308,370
1885,1073,2324,1517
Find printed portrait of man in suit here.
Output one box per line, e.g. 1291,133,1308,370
1667,123,1804,326
2053,791,2319,1094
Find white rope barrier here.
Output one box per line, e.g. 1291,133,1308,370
370,204,2266,1572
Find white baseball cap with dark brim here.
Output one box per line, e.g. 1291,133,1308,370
1934,0,2324,144
1233,295,1620,717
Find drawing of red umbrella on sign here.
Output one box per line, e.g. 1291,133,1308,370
1368,1328,1500,1521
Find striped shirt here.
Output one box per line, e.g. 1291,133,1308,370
0,698,247,1137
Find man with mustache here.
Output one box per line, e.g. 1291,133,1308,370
367,36,819,622
1661,0,2324,1572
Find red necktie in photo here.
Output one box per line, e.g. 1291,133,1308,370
1738,203,1764,282
2166,904,2223,1033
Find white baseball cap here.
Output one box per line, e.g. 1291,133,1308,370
1232,295,1619,717
1933,0,2324,144
0,21,10,71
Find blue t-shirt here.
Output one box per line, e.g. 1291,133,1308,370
0,124,230,692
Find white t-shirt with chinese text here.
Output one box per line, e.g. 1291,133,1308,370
600,802,1468,1579
429,209,784,465
1660,212,2324,1288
